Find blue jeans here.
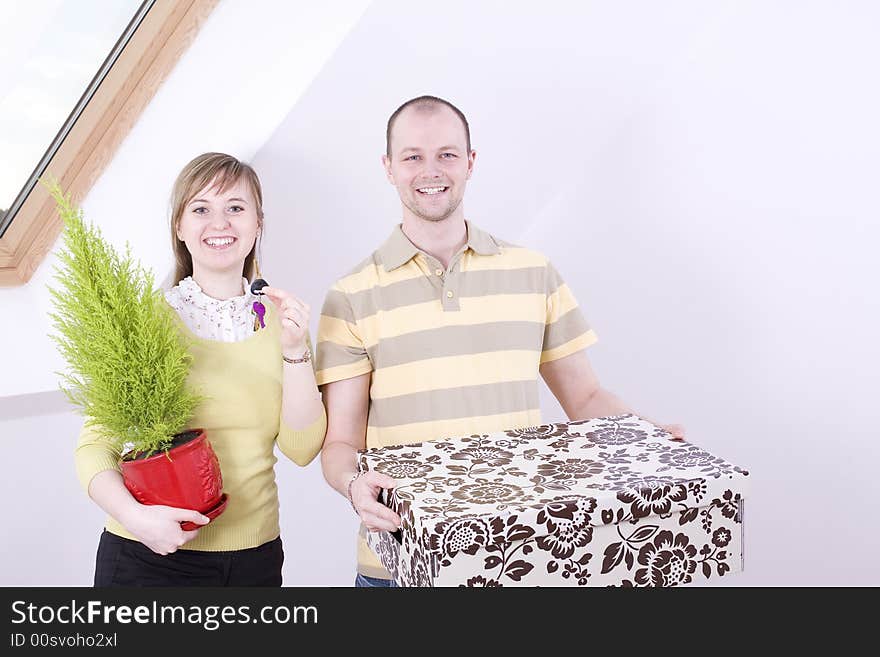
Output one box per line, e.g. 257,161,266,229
355,573,398,587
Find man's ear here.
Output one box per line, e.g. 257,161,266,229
466,149,477,180
381,154,395,184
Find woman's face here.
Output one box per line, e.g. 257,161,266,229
176,177,260,280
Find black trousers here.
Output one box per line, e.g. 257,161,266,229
93,530,284,587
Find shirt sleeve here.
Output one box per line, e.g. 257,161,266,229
314,284,373,386
74,420,122,493
540,261,598,364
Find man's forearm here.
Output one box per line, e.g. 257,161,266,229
567,387,632,421
320,440,360,498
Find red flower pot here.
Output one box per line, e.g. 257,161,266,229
120,429,227,530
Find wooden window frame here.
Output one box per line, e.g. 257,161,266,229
0,0,218,286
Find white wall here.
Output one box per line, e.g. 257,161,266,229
0,0,370,398
2,0,878,586
254,0,880,586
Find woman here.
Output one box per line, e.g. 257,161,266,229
75,152,326,586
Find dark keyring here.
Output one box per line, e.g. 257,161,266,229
250,278,268,295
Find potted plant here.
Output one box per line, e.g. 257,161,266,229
46,180,227,529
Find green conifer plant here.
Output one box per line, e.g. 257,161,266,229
46,180,203,459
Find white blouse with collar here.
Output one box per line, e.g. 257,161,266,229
164,276,259,342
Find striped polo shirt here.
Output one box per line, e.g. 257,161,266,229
316,221,597,577
316,220,597,447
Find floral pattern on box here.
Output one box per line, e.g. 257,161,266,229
359,415,749,587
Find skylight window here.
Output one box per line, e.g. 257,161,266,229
0,0,147,236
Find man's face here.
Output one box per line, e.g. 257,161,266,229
383,105,475,224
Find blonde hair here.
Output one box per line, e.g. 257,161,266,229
170,152,264,285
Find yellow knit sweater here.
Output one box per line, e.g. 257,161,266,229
74,303,326,551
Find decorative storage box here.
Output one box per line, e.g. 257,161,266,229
359,415,749,587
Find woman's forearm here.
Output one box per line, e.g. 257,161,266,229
280,358,324,429
87,469,142,528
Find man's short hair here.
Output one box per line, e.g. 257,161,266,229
385,95,471,157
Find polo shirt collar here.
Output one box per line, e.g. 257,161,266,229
379,220,501,271
465,221,502,257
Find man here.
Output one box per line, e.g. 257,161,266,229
315,95,683,587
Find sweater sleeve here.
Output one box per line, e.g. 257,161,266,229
276,406,327,467
74,421,122,493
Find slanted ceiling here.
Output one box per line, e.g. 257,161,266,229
0,0,218,287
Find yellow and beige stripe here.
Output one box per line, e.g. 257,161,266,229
364,408,545,449
316,239,595,446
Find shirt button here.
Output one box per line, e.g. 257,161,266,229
435,269,443,276
446,290,454,299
